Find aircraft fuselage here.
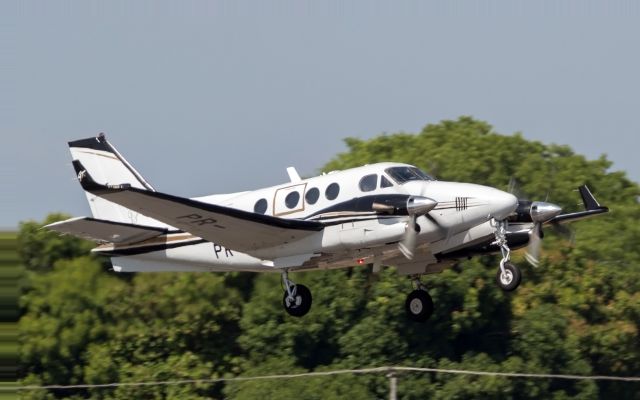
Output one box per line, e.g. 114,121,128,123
98,162,519,274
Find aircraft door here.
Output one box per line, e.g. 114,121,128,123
273,183,307,216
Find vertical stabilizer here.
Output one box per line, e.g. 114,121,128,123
68,134,166,227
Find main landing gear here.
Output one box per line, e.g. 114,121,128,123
405,276,434,322
281,270,312,317
492,219,522,292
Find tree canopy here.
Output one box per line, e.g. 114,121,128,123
18,117,640,399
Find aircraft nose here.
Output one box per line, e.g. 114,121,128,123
489,188,518,220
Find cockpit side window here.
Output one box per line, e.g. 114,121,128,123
359,174,378,192
385,166,435,184
380,175,394,188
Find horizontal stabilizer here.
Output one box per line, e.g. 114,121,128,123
45,217,167,244
548,185,609,224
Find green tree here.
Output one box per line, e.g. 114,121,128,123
83,272,246,399
17,213,94,273
19,256,125,399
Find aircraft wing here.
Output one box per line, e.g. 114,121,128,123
72,161,324,253
46,216,167,244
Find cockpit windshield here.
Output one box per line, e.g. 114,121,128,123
385,166,435,184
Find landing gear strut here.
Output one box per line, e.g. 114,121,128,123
405,276,434,322
281,270,312,317
492,219,522,291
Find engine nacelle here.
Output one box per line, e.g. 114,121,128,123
372,195,437,216
322,222,407,251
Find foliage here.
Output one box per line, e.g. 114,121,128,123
17,213,94,273
18,117,640,399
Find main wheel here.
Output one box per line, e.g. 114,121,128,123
496,262,522,292
405,289,434,322
283,284,312,317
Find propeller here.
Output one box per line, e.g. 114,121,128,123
371,194,438,259
523,201,563,267
399,196,438,259
506,178,568,266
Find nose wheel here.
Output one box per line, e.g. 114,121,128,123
492,219,522,292
405,277,434,322
496,261,521,291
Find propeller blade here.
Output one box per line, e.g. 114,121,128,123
524,223,542,267
398,186,437,259
371,261,382,273
398,216,418,259
507,176,527,199
508,176,517,194
424,213,443,228
551,222,574,242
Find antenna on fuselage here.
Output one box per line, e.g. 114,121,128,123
286,167,302,183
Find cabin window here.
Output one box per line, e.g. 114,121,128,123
380,175,394,188
285,191,300,209
359,174,378,192
325,183,340,200
305,187,320,205
254,198,268,214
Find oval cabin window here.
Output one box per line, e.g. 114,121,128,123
305,187,320,205
325,183,340,200
285,191,300,209
254,198,268,214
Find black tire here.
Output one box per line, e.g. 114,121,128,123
405,289,434,322
496,262,522,292
282,284,312,317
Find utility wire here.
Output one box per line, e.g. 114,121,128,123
8,366,640,391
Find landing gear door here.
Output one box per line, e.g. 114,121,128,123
273,183,307,216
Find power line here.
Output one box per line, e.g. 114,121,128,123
7,366,640,391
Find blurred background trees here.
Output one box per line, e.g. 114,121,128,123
17,117,640,399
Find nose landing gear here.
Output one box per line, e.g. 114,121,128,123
492,219,522,291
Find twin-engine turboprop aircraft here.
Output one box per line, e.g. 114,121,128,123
47,134,609,321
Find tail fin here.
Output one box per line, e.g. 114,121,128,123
69,134,165,227
578,185,605,211
69,133,154,191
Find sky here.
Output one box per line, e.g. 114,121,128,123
2,1,639,229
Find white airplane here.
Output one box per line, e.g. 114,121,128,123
47,134,609,321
